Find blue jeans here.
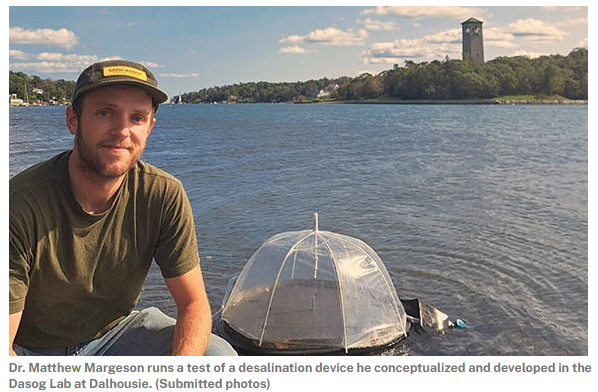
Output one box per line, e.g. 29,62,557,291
13,307,237,356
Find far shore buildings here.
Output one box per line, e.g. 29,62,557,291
9,93,24,106
462,17,484,64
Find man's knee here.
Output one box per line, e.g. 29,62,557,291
134,307,177,331
137,308,237,356
205,333,238,356
122,308,237,356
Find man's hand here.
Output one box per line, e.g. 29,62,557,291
9,312,22,356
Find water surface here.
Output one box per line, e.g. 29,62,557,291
9,103,588,355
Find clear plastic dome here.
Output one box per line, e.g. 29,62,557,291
216,214,408,354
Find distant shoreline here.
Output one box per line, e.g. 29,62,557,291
296,99,588,105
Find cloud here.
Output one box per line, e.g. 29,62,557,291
512,50,552,59
279,34,304,45
278,45,317,54
557,16,588,27
9,50,31,60
355,70,376,76
359,18,399,31
543,6,587,12
139,61,164,69
9,54,124,74
159,73,200,78
37,52,98,63
363,14,576,66
364,28,462,64
9,53,103,74
8,61,85,74
508,18,567,42
280,27,368,47
483,27,518,49
475,20,567,50
424,29,461,44
9,27,79,50
279,45,305,54
9,51,169,77
576,37,588,48
362,6,485,20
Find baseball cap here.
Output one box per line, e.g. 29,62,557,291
71,60,168,107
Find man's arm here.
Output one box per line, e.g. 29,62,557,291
9,312,22,356
165,265,212,356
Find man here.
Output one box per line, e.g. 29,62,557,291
9,60,236,356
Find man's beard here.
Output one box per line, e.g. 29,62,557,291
74,125,143,180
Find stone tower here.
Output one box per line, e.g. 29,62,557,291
462,17,484,64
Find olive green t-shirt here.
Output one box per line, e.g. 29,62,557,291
9,151,200,348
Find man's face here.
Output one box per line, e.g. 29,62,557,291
67,84,156,179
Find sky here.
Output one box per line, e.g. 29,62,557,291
7,5,589,100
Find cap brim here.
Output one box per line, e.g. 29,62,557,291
73,79,169,105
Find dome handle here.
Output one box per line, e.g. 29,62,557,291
313,213,319,278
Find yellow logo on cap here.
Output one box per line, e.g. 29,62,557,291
103,66,148,81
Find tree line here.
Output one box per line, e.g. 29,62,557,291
9,71,76,105
181,48,587,103
9,48,587,105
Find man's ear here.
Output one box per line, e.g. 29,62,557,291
147,117,157,137
66,105,78,136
